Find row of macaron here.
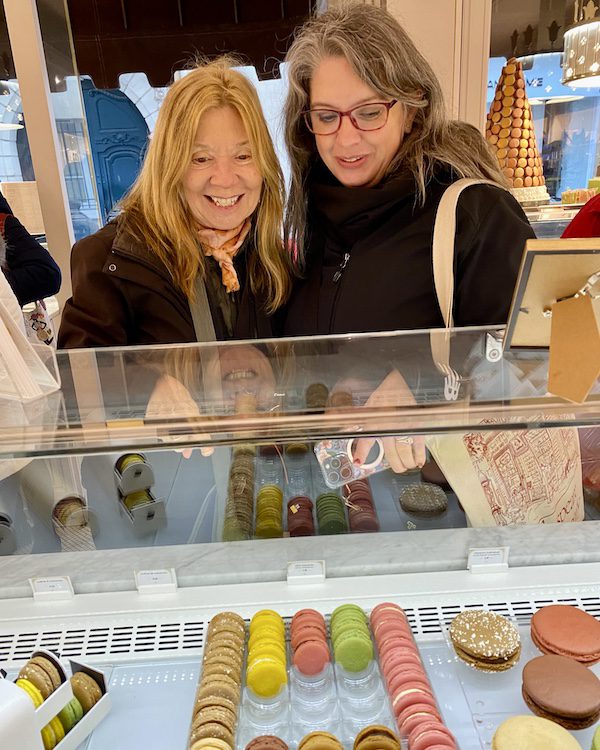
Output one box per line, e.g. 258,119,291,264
15,654,104,750
201,724,402,750
370,602,457,748
448,605,600,731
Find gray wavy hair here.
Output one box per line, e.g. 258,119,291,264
284,4,506,265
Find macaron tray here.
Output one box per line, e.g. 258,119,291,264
0,649,111,750
190,604,457,750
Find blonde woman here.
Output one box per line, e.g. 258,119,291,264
59,57,291,349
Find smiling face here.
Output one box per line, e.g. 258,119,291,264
309,56,414,188
182,106,263,229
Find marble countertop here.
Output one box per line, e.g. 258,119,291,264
1,521,599,600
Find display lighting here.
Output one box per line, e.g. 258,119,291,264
562,1,600,87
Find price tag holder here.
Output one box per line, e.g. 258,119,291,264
135,568,178,594
467,547,509,574
287,560,326,585
29,576,74,601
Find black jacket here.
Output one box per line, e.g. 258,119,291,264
283,167,535,336
0,192,61,306
58,221,273,348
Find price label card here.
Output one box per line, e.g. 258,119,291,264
135,568,178,594
287,560,326,585
29,576,74,600
467,547,509,574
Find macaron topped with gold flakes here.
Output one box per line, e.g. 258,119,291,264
449,609,521,671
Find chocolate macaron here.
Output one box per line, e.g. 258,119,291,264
522,654,600,729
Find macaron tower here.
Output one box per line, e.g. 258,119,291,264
485,57,550,205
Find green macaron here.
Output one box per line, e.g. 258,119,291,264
334,628,374,672
58,697,84,732
593,724,600,750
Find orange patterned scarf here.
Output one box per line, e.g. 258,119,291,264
197,219,252,293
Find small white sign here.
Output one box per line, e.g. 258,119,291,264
467,547,510,574
287,560,326,585
29,576,74,600
135,568,178,594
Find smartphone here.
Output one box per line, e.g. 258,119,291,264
314,438,389,489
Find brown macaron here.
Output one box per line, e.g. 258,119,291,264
298,732,344,750
353,725,401,750
18,656,62,699
70,672,103,713
522,654,600,730
245,736,289,750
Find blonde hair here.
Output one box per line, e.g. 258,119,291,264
284,5,507,264
119,57,290,312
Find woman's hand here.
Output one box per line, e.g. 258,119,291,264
350,369,426,474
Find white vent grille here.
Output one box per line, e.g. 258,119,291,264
0,620,205,665
1,595,599,666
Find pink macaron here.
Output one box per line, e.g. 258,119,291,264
291,625,327,651
380,649,422,678
388,669,430,698
292,639,330,676
379,636,420,661
398,707,443,736
408,721,457,750
392,685,438,720
373,619,413,641
291,612,327,633
371,602,407,622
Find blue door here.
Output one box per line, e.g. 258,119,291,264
81,79,149,222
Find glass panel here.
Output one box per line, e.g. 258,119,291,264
1,326,599,458
0,328,598,586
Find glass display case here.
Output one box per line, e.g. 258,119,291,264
1,328,600,750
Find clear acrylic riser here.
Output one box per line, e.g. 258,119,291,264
6,623,596,750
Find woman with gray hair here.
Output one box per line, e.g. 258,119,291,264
282,4,534,337
281,4,535,473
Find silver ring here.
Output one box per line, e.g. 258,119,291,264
394,436,414,446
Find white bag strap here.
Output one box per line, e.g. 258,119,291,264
430,178,500,397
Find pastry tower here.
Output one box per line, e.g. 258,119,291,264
485,58,550,205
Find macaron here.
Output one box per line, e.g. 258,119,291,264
70,671,103,713
298,731,344,750
58,696,84,732
593,723,600,750
18,656,61,699
353,725,401,750
245,736,289,750
246,610,287,697
491,715,583,750
408,720,458,750
190,739,233,750
530,604,600,665
330,604,373,672
15,678,44,707
521,654,600,729
449,610,521,671
399,483,447,516
43,717,65,749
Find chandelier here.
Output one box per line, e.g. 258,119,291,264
562,1,600,86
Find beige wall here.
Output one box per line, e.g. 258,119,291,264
324,0,492,130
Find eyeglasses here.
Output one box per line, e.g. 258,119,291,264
303,100,398,135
